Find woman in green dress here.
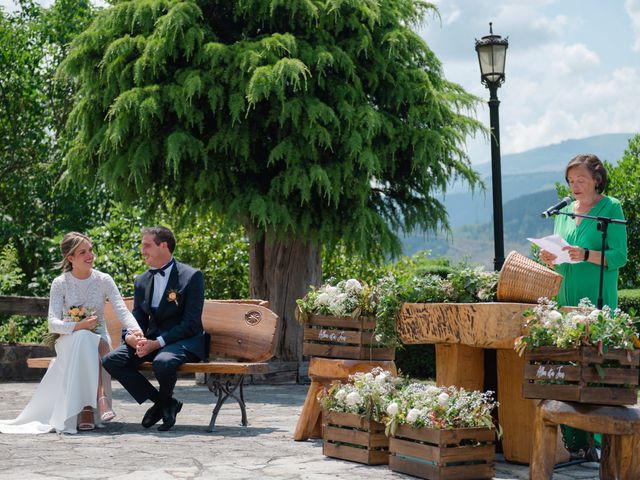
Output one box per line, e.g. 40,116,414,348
540,154,628,308
539,153,628,457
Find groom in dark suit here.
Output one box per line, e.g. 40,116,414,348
103,226,205,431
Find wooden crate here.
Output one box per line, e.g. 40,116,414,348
303,314,395,360
388,424,495,480
322,410,389,465
523,346,640,406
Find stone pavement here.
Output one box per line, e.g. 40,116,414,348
0,380,600,479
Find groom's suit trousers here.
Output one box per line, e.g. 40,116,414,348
103,341,199,404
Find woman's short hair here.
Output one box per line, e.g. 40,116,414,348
142,226,176,253
565,153,608,193
58,232,92,272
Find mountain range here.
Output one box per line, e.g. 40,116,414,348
401,133,635,266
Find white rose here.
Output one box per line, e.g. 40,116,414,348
325,286,339,296
374,372,388,384
542,310,563,326
364,372,374,381
386,402,399,416
314,293,331,307
345,279,363,293
335,389,347,401
426,386,441,396
406,408,420,424
571,314,587,325
437,392,450,407
588,309,601,320
346,392,362,406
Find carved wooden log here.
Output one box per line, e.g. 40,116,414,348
397,302,533,349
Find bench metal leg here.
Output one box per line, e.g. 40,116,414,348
205,374,247,432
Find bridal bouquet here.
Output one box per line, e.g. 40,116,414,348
514,297,640,355
43,305,97,348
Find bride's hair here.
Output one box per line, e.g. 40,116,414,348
58,232,92,272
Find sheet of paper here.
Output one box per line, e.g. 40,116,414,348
527,234,578,264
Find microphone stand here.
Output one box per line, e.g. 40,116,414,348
552,211,627,309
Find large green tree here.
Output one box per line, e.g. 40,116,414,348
608,133,640,288
62,0,483,360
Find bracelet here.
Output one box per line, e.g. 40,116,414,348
583,249,590,262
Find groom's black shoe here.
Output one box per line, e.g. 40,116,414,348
158,397,182,431
141,402,163,428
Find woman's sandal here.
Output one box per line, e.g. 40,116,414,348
98,396,116,423
78,407,95,431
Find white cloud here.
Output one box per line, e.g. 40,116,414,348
511,42,600,76
441,6,461,26
500,66,640,153
626,0,640,51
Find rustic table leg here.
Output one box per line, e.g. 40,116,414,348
600,433,640,480
529,401,557,480
497,349,536,463
435,344,484,391
293,381,324,441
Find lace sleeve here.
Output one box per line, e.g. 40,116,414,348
47,277,76,335
104,275,141,331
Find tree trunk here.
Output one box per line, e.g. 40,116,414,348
247,228,322,362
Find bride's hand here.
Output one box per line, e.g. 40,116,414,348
125,330,144,348
76,315,98,331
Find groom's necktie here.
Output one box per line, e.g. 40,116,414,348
149,259,175,312
150,259,175,277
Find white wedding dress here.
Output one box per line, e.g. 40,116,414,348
0,270,139,434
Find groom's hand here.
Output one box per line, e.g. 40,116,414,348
136,338,160,357
125,330,144,349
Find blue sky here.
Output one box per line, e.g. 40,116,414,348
3,0,639,165
420,0,640,163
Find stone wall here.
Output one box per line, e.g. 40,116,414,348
0,343,54,381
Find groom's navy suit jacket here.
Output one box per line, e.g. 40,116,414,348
131,260,206,360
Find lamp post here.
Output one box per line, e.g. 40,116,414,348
475,23,508,271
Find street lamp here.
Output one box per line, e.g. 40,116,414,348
475,22,508,271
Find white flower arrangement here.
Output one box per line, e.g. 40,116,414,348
318,367,404,422
296,278,375,319
514,297,640,355
384,383,499,436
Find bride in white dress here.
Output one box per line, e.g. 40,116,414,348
0,232,141,434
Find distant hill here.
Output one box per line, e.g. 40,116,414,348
473,132,634,177
402,132,636,266
403,188,557,267
442,133,634,227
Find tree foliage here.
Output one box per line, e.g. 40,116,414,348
0,0,102,293
607,134,640,288
62,0,483,257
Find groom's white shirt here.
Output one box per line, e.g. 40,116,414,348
151,259,174,348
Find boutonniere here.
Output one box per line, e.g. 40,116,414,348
167,289,179,306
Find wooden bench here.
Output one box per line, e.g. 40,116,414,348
530,400,640,480
27,299,280,431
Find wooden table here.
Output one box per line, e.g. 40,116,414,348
397,302,546,464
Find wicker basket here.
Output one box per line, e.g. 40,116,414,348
497,251,563,303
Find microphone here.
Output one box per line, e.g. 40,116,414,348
541,196,572,218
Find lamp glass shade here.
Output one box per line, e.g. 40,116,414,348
477,42,507,84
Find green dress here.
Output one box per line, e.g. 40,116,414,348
554,196,627,309
553,196,627,454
